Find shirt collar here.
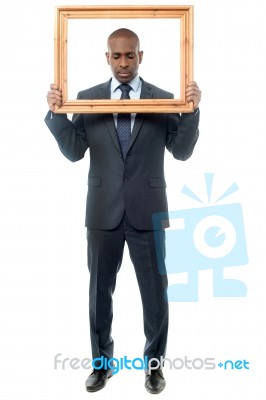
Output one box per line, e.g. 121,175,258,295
111,75,141,93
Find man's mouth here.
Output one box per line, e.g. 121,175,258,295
118,71,130,77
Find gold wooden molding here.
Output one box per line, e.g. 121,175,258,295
54,5,194,114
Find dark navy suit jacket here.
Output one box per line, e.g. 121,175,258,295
45,78,200,230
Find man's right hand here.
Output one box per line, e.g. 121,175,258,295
47,84,62,112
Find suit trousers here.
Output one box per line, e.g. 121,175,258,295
87,213,168,367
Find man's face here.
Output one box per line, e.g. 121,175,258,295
105,36,143,83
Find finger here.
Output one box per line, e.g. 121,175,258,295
186,86,201,96
47,94,62,109
187,81,199,87
47,91,62,103
47,97,62,106
186,84,200,94
186,83,200,90
48,89,62,97
187,94,201,103
50,83,62,91
186,93,201,105
186,89,200,97
186,88,201,107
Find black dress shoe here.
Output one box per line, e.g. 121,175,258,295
145,368,166,394
85,369,112,392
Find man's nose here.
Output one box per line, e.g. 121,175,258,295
119,56,128,67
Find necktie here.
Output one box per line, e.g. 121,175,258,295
117,84,131,159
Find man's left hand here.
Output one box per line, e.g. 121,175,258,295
186,81,201,109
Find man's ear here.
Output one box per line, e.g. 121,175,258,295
105,52,110,65
139,51,144,64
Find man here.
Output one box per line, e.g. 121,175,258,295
45,28,201,394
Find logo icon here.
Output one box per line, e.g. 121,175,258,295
153,173,249,301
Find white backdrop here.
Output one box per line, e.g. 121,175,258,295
0,0,266,399
68,18,181,98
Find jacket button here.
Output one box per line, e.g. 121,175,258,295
123,178,129,182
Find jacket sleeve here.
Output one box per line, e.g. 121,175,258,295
44,109,89,162
166,108,200,161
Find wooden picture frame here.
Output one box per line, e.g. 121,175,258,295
54,5,194,114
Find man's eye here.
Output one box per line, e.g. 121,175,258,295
128,54,134,59
113,55,120,59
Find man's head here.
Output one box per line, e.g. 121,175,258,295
105,28,143,83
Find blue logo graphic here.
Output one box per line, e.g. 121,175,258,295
217,360,250,370
153,173,249,301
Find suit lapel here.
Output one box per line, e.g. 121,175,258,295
97,80,122,153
